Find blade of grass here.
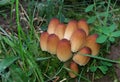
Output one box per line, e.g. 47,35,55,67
0,40,7,53
0,27,11,39
64,67,91,82
0,0,10,6
45,64,64,82
83,54,120,63
104,0,111,26
0,56,19,72
36,57,52,61
25,50,44,82
78,68,84,82
16,0,25,61
16,0,44,82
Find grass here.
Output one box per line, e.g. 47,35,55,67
0,0,120,82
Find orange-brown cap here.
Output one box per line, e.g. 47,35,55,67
57,39,72,62
70,29,86,52
64,20,78,40
78,19,89,36
85,34,100,56
54,23,66,40
47,34,60,54
73,47,91,66
40,32,49,51
47,18,60,34
69,61,79,78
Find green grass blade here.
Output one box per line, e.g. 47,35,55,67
36,57,52,61
0,56,19,73
83,54,120,63
0,0,10,6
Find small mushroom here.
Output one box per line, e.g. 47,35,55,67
69,61,79,78
85,34,100,56
54,23,66,40
47,34,60,54
64,20,78,40
40,32,49,51
73,47,91,66
57,39,72,62
70,29,86,52
47,18,60,34
78,19,89,36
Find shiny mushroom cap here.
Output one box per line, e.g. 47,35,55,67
78,19,89,36
69,61,79,78
47,18,60,34
64,20,78,40
47,34,60,54
54,23,66,40
40,32,49,51
85,34,100,56
73,47,91,66
70,29,86,52
57,39,72,62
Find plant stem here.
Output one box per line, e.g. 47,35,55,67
16,0,25,65
83,54,120,63
104,0,111,26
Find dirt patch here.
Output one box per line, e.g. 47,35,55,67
95,75,112,82
93,43,120,82
108,42,120,81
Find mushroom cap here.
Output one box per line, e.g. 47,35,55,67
70,29,86,52
73,47,91,66
47,18,60,34
69,61,79,78
85,34,100,56
64,20,78,40
47,34,60,54
54,23,66,40
78,19,89,36
57,39,72,62
40,32,49,51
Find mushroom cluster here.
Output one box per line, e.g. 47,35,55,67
40,18,100,78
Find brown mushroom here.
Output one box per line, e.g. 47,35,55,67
47,18,60,34
85,34,100,56
69,61,79,78
78,19,89,36
64,20,78,40
47,34,60,54
40,32,49,51
70,29,86,52
57,39,72,62
73,47,91,66
54,23,66,40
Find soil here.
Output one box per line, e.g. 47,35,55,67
94,43,120,82
109,43,120,81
